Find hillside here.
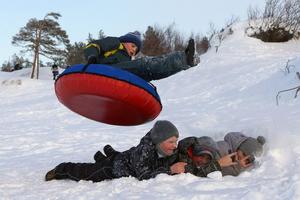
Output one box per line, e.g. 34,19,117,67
1,23,300,200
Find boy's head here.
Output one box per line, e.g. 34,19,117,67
237,136,266,164
191,145,213,167
238,136,265,157
119,31,142,55
190,136,219,167
150,120,179,156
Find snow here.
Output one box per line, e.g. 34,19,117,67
1,22,300,199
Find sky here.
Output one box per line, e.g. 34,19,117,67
1,22,300,199
0,0,266,65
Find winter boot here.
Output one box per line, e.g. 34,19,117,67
45,168,57,181
94,151,107,163
104,145,119,157
185,39,196,67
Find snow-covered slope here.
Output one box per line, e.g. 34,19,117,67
1,23,300,200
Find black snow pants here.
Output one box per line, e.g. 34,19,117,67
53,158,115,182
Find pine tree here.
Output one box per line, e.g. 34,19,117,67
98,29,106,40
196,36,210,55
142,26,168,56
12,12,70,79
142,24,186,56
87,29,106,43
66,42,86,66
1,61,13,72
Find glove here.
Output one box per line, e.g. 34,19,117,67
87,55,98,64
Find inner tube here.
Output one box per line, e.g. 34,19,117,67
55,64,162,126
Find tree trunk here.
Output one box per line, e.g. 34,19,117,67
31,50,37,79
36,53,39,79
36,29,42,79
31,29,41,79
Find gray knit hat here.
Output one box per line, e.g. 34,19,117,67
150,120,179,144
238,136,266,157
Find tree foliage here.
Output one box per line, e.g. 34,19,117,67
195,36,210,55
142,24,186,55
1,61,13,72
12,12,70,79
87,29,106,43
66,29,106,66
1,54,31,72
142,23,210,56
65,42,86,66
142,25,169,56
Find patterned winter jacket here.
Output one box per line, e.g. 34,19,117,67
84,37,191,82
178,136,222,177
111,131,177,180
216,132,249,176
84,37,131,65
111,133,223,180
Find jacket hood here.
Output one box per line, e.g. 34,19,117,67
196,136,220,159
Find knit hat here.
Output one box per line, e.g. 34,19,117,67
119,31,142,53
238,136,266,157
150,120,179,145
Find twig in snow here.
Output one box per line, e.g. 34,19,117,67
276,85,300,105
284,59,295,74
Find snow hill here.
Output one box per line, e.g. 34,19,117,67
1,23,300,200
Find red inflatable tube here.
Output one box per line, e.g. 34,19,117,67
55,64,162,126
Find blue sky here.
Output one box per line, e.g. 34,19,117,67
0,0,265,65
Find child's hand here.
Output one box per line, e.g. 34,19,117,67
218,153,239,167
238,155,254,168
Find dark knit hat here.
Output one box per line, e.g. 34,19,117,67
238,136,266,157
150,120,179,145
119,31,142,53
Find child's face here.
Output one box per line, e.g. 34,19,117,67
159,136,178,156
237,150,247,160
123,42,138,57
237,150,254,168
192,154,211,167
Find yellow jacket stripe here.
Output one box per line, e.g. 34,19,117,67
104,44,124,58
85,43,101,53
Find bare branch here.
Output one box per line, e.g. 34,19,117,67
276,85,300,105
296,72,300,80
247,0,300,42
295,87,300,98
284,59,295,74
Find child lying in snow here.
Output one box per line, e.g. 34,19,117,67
44,121,238,182
45,125,265,182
